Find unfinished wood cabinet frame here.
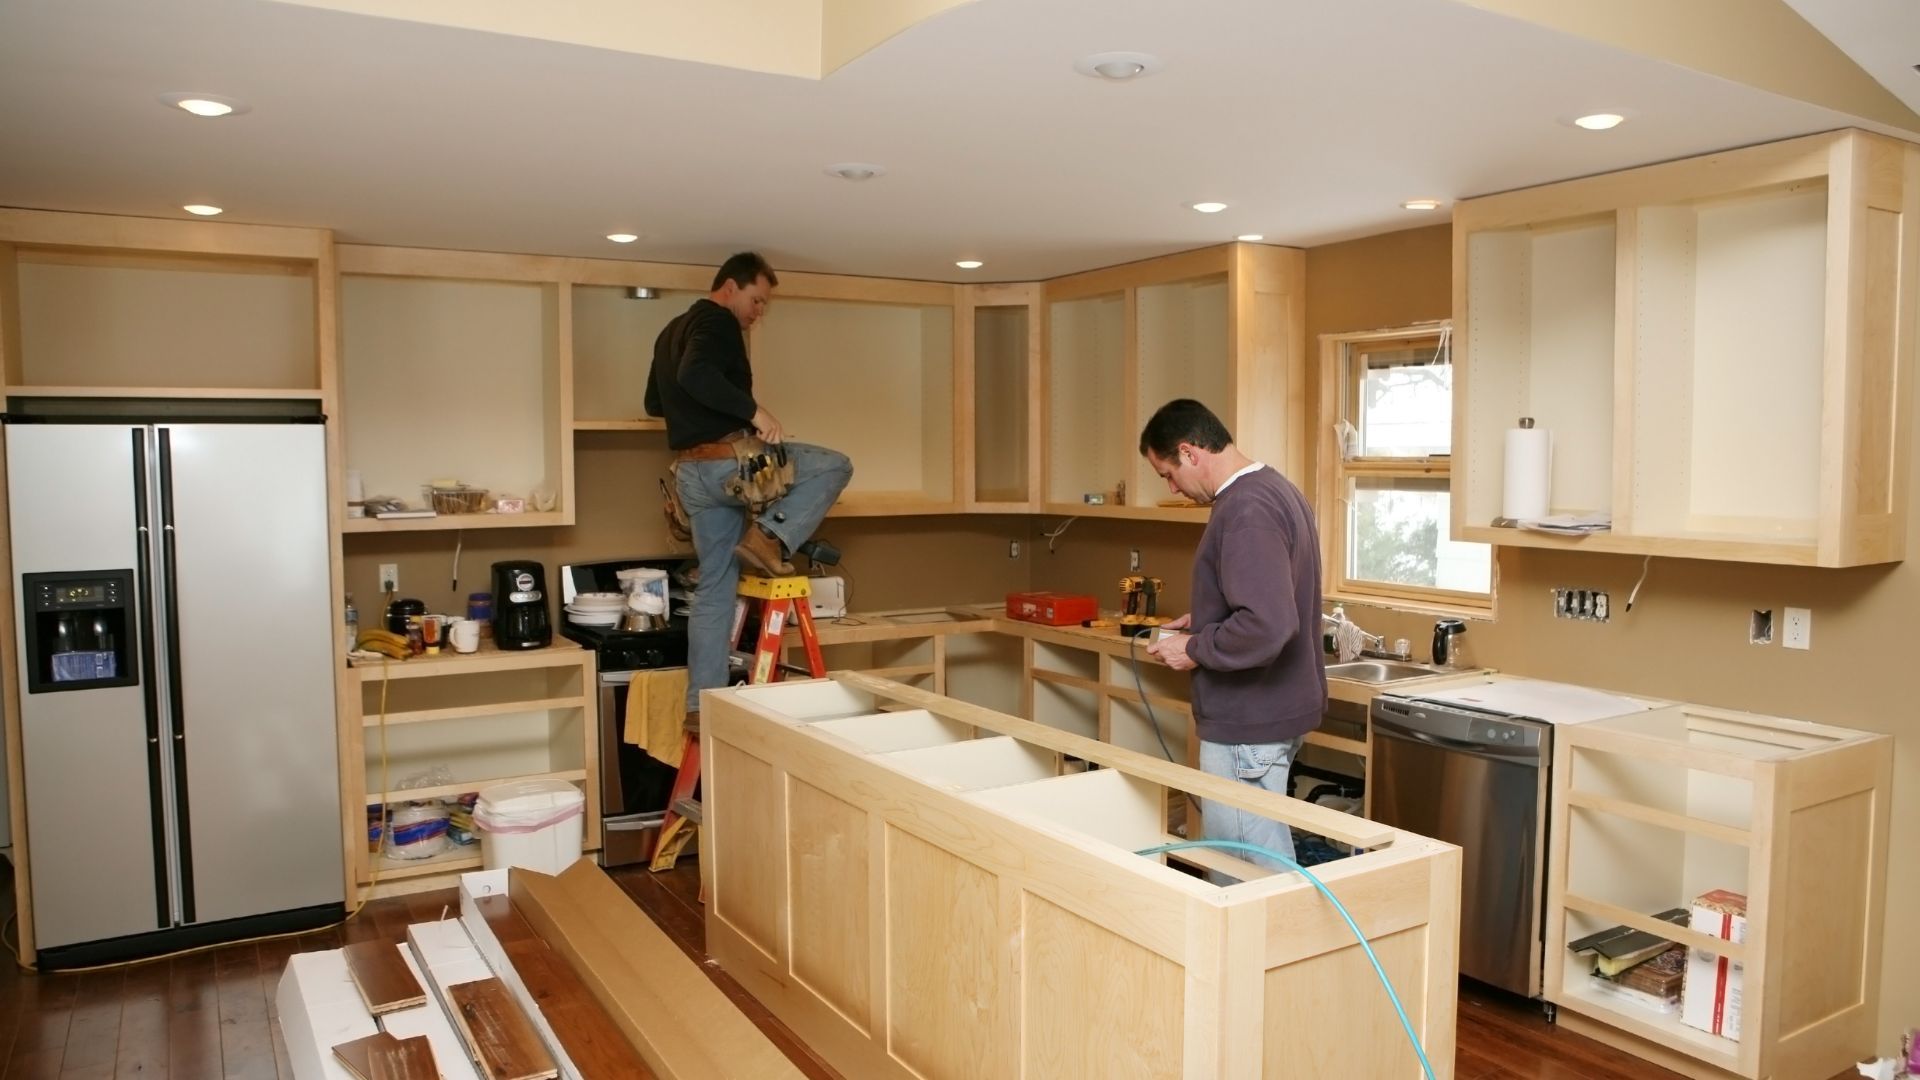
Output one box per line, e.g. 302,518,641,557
345,645,599,899
1452,129,1919,567
700,670,1460,1080
1543,705,1891,1080
959,282,1044,512
1039,242,1306,523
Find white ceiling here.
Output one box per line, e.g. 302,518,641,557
0,0,1887,282
1782,0,1920,116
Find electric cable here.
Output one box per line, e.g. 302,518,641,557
1135,838,1438,1080
1040,516,1079,553
1125,632,1178,762
1625,555,1652,614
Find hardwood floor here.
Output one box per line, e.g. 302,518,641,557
0,862,1851,1079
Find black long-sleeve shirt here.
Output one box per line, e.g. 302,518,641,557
644,298,757,449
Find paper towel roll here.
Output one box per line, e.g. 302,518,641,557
344,469,365,504
1502,421,1551,521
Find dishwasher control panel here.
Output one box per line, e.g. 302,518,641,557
1466,716,1541,749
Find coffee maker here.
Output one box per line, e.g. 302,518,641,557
491,560,552,650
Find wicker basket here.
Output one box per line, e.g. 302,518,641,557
428,486,490,515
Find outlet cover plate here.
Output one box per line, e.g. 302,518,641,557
1783,607,1811,650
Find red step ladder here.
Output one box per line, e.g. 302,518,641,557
648,574,825,872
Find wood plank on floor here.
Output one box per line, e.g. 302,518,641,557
342,939,426,1015
472,894,656,1080
445,979,557,1080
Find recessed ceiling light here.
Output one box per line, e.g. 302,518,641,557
1572,112,1626,130
182,204,223,216
1236,234,1264,242
825,163,885,182
162,93,247,117
1401,199,1442,211
1074,51,1164,81
1190,202,1228,214
606,233,638,243
955,260,984,270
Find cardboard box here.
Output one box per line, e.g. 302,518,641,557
1682,889,1747,1041
1004,590,1098,626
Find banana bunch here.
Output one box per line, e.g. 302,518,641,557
355,628,412,659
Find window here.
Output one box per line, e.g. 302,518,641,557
1318,325,1493,611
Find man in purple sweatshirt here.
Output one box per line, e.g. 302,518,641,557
1142,399,1326,870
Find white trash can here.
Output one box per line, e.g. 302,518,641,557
474,779,586,875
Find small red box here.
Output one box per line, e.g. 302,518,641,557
1005,591,1099,626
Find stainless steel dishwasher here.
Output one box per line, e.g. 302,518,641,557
1369,693,1551,998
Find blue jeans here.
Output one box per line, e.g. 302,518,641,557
1197,737,1303,873
676,440,853,710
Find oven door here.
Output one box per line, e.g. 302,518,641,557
599,670,683,867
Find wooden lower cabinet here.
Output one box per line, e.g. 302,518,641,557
701,672,1462,1079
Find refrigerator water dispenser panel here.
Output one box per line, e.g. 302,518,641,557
22,569,137,693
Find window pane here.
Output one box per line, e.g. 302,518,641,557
1357,343,1451,457
1347,476,1491,593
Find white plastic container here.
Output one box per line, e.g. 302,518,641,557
473,779,586,875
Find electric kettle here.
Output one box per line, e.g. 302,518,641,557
1432,618,1468,668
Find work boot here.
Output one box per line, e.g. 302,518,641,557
734,525,795,576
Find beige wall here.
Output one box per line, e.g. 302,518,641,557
342,430,1032,619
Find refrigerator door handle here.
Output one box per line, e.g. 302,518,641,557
156,428,196,923
131,429,171,928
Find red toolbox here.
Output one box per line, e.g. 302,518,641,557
1005,591,1099,626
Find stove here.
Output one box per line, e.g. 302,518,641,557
559,557,694,866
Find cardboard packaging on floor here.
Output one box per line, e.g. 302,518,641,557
1683,889,1747,1040
507,860,804,1080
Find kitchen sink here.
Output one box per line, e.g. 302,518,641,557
1324,660,1448,683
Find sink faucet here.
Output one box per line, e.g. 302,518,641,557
1321,609,1411,661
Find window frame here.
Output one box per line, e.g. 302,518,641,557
1315,323,1494,616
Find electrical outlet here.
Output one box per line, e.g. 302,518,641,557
379,563,399,593
1551,587,1609,622
1750,609,1773,646
1783,606,1811,650
1129,548,1141,572
1008,541,1020,559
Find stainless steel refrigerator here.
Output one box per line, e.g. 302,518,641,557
6,415,343,966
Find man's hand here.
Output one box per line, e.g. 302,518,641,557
1146,630,1196,671
1162,613,1191,631
751,406,785,445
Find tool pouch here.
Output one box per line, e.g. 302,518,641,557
721,437,795,514
660,471,693,543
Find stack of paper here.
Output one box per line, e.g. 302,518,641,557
1516,512,1611,534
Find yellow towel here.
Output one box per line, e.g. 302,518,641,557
624,667,689,768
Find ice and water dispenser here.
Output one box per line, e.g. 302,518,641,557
21,570,137,693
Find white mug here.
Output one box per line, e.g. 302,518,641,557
449,618,480,654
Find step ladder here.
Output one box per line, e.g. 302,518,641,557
648,573,826,873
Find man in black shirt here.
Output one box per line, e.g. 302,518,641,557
645,252,853,715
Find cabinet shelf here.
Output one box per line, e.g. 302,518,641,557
369,768,586,806
363,695,590,728
369,846,485,882
569,418,664,432
343,510,570,533
1039,501,1208,523
2,385,327,400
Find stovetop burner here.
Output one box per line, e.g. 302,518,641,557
558,556,692,671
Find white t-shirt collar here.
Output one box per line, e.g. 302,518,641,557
1215,461,1265,497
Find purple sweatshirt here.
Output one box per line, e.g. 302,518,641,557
1184,465,1326,745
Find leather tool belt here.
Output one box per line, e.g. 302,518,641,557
663,431,795,534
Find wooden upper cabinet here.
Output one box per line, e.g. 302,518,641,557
960,282,1042,512
0,209,333,399
1039,243,1307,522
1453,129,1919,567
